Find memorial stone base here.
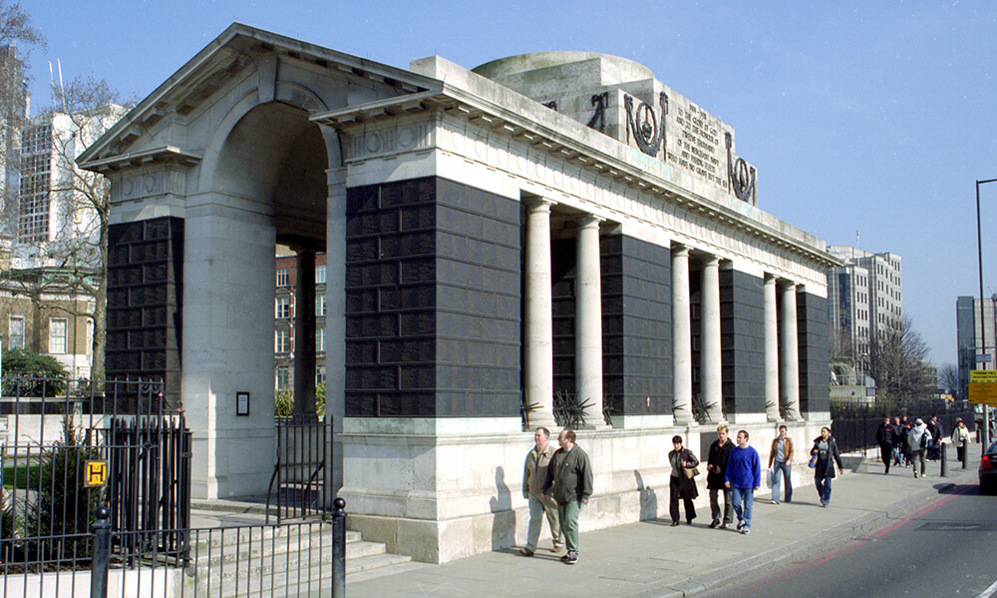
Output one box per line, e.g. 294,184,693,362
340,418,829,563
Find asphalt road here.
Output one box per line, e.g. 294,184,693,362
703,482,997,597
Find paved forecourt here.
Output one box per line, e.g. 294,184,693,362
346,449,979,598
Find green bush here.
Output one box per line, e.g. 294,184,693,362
273,382,327,418
1,349,69,396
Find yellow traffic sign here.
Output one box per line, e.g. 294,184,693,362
971,370,997,383
84,460,108,487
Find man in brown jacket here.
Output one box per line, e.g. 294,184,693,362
768,424,793,504
520,427,562,556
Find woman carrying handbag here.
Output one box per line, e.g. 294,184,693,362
668,435,700,525
810,426,844,507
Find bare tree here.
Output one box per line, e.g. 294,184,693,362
938,363,960,400
28,76,132,375
868,316,936,405
0,1,44,236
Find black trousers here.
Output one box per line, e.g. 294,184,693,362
669,476,696,523
880,443,892,473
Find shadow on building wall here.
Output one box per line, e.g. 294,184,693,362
489,466,514,549
635,470,659,521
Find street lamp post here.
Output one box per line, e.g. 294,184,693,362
976,178,997,453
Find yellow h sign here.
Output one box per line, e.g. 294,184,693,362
84,460,108,487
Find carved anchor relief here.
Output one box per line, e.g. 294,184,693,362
624,92,668,158
725,132,756,203
586,92,609,132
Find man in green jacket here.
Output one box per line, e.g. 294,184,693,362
543,429,593,565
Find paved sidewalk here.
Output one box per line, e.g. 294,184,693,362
346,450,979,598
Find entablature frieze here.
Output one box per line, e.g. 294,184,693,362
313,86,839,277
106,158,194,207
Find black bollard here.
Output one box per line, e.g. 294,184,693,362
332,497,346,598
91,506,111,598
940,442,948,478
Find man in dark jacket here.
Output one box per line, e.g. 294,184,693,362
706,424,735,528
543,429,592,565
876,416,895,474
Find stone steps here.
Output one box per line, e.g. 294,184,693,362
180,521,413,596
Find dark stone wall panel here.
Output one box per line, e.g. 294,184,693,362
601,235,671,420
345,177,521,418
720,269,765,417
105,217,183,408
798,292,830,415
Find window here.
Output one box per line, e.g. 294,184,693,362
275,365,290,389
49,318,68,353
317,327,325,352
276,296,291,319
316,366,326,385
316,294,326,317
315,264,326,284
276,268,289,287
275,329,290,353
9,316,24,349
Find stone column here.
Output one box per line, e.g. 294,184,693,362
671,245,693,424
524,198,556,428
780,281,801,421
575,214,604,428
701,255,723,423
764,274,780,422
293,247,317,418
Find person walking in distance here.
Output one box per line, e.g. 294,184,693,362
520,427,562,556
891,416,904,467
725,430,761,535
668,435,700,526
543,429,592,565
707,425,735,529
876,416,895,474
951,418,972,465
767,425,793,504
811,426,844,506
907,418,931,478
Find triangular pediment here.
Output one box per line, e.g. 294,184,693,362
79,23,442,170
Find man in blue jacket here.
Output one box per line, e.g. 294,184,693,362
724,429,761,535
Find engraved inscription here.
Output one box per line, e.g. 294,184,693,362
670,104,726,189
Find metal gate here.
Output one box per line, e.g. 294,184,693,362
0,377,190,574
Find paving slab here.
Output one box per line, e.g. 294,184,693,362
346,450,979,598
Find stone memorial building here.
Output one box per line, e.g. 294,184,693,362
79,25,837,563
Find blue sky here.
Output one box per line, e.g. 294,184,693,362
23,1,997,366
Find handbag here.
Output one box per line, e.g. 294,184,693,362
683,466,700,479
766,468,776,488
808,454,818,468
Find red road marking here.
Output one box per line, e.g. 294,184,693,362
731,485,976,597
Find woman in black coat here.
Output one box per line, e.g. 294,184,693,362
810,426,844,507
668,435,700,525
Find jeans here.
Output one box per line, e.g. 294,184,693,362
772,461,792,502
557,499,583,553
815,474,832,505
710,487,733,524
730,486,754,529
525,493,561,551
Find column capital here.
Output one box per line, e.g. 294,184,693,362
703,254,720,267
577,213,604,228
523,196,556,212
672,244,690,258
